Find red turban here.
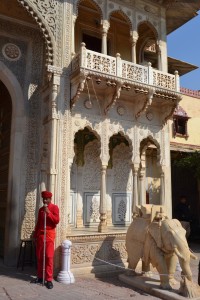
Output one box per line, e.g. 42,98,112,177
41,191,52,198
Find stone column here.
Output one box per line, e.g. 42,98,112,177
98,165,107,232
49,79,59,195
157,43,162,70
160,170,165,205
130,31,138,63
139,169,146,206
66,160,73,234
72,14,77,55
132,165,139,216
76,166,83,228
175,70,180,92
148,62,153,85
101,20,110,55
106,169,112,226
40,136,48,194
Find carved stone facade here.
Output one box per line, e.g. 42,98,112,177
0,0,198,275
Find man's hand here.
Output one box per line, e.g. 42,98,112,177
44,206,50,214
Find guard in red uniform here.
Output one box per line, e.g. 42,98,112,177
32,191,59,289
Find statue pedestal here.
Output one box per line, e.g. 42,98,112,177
119,273,198,300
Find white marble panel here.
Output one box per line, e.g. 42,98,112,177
112,193,131,225
84,192,100,226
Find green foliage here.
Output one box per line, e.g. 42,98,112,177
174,151,200,179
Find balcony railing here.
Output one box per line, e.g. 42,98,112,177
72,43,180,92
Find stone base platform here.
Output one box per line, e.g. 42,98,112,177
66,229,128,277
119,274,200,300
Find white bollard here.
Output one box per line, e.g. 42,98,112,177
57,240,75,284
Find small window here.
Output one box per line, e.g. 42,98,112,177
173,117,189,138
173,106,190,138
176,118,186,135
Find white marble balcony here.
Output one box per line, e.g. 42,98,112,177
71,43,180,93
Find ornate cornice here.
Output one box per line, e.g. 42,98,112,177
17,0,56,65
67,232,126,242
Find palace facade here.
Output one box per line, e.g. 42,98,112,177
0,0,199,275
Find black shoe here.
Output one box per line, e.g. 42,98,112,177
46,281,53,289
31,277,43,284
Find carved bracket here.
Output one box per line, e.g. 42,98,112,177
135,87,155,119
104,82,122,114
163,97,180,125
70,73,89,109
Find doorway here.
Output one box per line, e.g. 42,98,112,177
0,81,12,257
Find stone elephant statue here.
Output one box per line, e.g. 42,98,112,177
126,205,197,290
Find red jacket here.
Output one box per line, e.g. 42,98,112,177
34,203,59,238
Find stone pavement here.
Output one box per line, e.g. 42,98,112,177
0,242,199,300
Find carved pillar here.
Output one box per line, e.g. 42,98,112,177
160,170,165,205
157,43,162,70
49,79,59,196
132,165,139,216
40,127,48,194
76,166,83,228
40,158,47,197
66,160,73,234
175,70,180,92
130,31,138,63
98,165,107,232
148,62,153,85
101,20,110,55
72,14,77,55
106,169,112,226
139,169,146,206
80,42,87,68
116,53,122,77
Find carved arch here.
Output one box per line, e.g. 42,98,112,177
140,135,161,168
108,131,133,168
137,20,158,67
137,20,158,38
73,125,101,166
117,130,133,153
109,9,133,30
17,0,55,65
73,124,101,141
75,0,103,18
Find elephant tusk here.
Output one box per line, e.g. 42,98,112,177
174,247,185,261
190,252,198,260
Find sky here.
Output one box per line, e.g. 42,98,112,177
167,10,200,91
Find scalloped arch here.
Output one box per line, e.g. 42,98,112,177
109,9,133,30
140,135,161,167
73,125,102,164
75,0,103,18
140,135,160,152
137,20,158,39
73,124,101,141
17,0,55,65
109,130,133,154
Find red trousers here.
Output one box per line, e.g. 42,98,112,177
36,234,55,281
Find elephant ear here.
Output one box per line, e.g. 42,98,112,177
148,222,163,249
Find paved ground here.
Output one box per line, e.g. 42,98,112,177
0,242,199,300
